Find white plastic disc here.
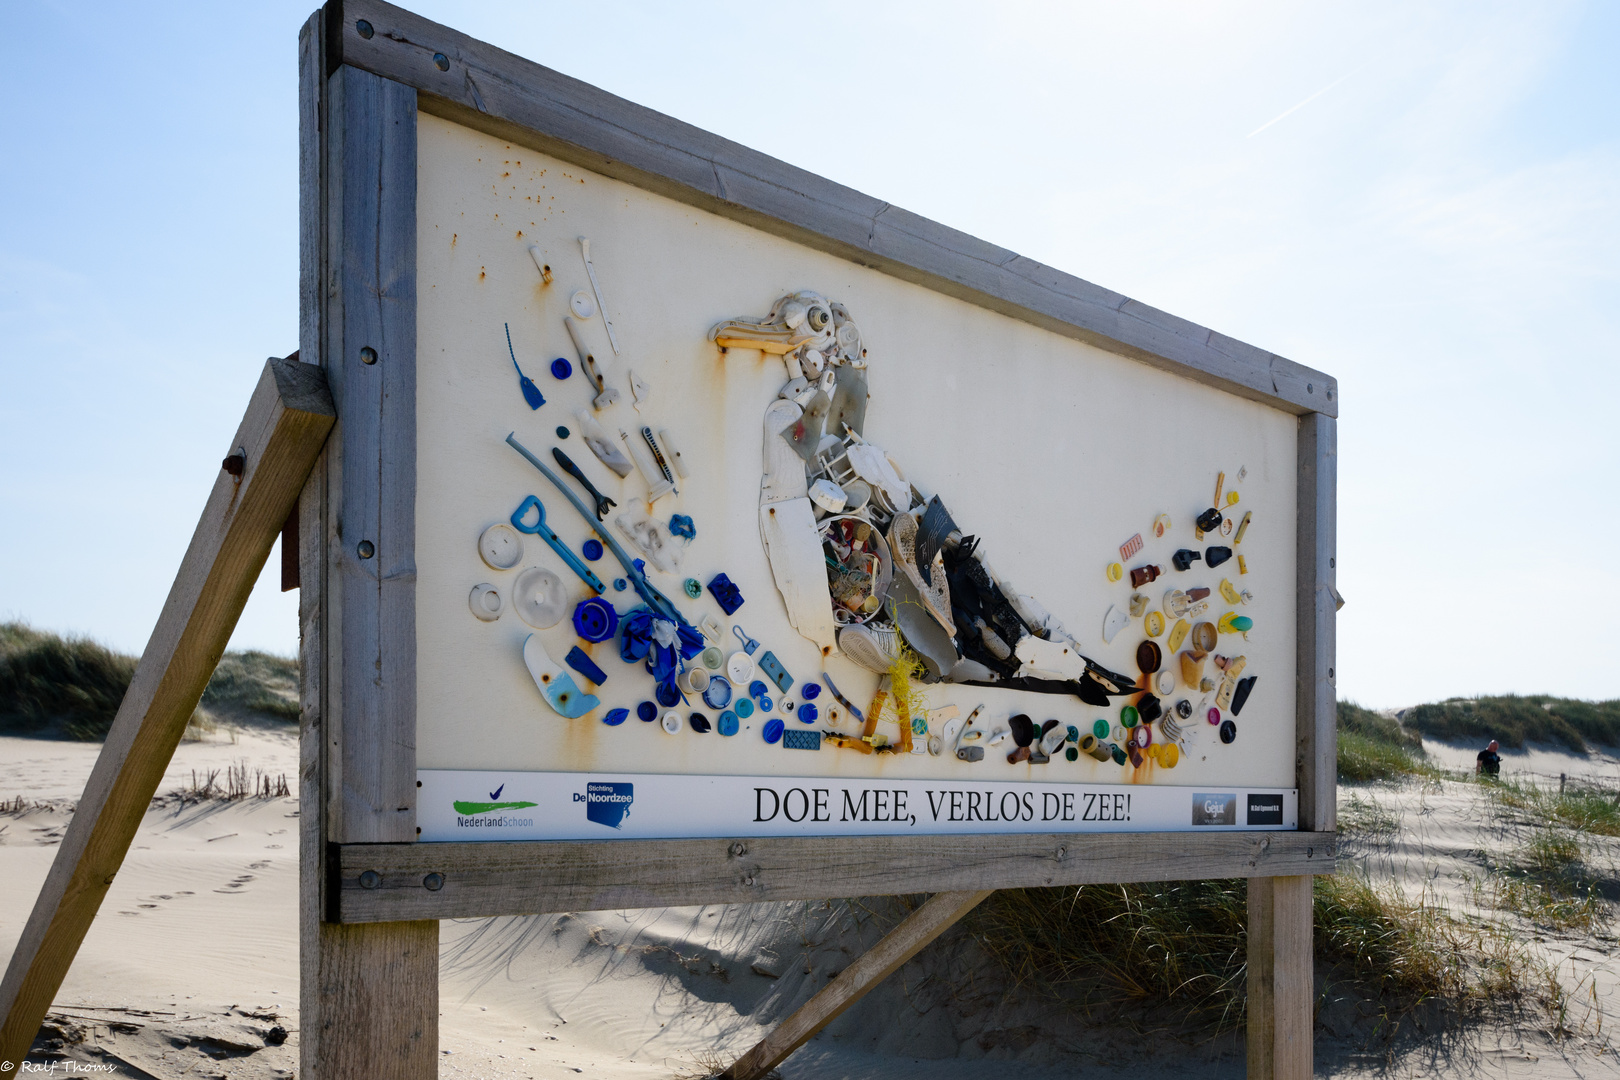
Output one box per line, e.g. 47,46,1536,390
661,711,682,735
513,567,568,628
570,290,597,319
478,523,524,570
468,583,502,621
727,651,755,684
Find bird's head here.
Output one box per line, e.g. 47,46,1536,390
709,291,864,376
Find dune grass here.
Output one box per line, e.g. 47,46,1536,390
1403,694,1620,752
0,621,298,741
1337,700,1435,784
966,872,1532,1032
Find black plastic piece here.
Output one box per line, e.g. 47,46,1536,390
1206,546,1233,568
1137,694,1162,722
1172,548,1203,571
1009,713,1035,747
1232,675,1258,716
1196,507,1224,532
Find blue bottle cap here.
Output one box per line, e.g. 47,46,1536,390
801,682,821,700
603,708,629,726
556,426,570,439
582,539,604,561
717,711,739,736
703,677,733,709
797,703,818,724
614,578,628,591
551,357,573,380
636,701,658,722
734,698,755,719
749,680,769,699
656,683,681,708
762,718,785,744
758,696,773,713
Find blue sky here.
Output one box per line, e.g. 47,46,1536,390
2,1,1615,708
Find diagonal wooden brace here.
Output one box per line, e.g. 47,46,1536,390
0,356,335,1069
721,890,993,1080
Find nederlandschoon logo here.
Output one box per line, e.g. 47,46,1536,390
575,781,634,829
453,782,537,828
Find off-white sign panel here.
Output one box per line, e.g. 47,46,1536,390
414,112,1297,800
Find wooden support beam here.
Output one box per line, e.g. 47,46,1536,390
1295,412,1338,833
721,890,993,1080
0,356,334,1069
1247,875,1314,1080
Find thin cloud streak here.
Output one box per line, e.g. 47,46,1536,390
1247,72,1353,138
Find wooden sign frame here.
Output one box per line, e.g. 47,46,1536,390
296,1,1337,1075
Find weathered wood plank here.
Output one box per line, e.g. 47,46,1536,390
1247,875,1313,1080
309,920,439,1079
1295,413,1338,833
0,358,334,1070
721,890,993,1080
334,831,1334,923
328,0,1336,418
326,62,419,844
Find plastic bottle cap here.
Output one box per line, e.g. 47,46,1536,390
802,683,821,700
551,357,573,380
1207,707,1222,725
1219,719,1237,743
582,539,604,561
1106,562,1124,582
762,718,785,744
1093,719,1110,740
749,680,769,699
661,712,682,734
1144,611,1164,638
797,703,819,723
1120,705,1139,727
734,698,755,719
556,425,571,439
636,701,657,722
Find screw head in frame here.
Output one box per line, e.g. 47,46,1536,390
360,346,378,365
423,872,445,891
357,540,375,559
356,19,374,39
359,870,381,889
433,52,450,71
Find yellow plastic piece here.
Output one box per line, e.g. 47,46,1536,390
1162,743,1180,768
1107,562,1124,583
1144,611,1164,637
1152,513,1172,538
1226,490,1240,506
1238,555,1248,575
1167,619,1189,653
1220,579,1241,604
1234,510,1253,545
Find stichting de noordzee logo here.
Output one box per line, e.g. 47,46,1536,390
453,782,538,828
574,781,634,829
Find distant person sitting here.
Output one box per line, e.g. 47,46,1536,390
1476,739,1501,778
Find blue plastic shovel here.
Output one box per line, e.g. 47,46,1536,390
506,323,545,410
510,495,604,593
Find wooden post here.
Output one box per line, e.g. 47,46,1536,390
0,357,334,1069
721,890,992,1080
1247,875,1313,1080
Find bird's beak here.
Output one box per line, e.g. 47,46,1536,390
708,316,801,354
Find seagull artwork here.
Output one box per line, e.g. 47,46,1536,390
708,291,1139,709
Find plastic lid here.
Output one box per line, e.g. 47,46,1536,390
734,698,755,719
1093,718,1111,740
1120,705,1139,727
797,703,818,724
582,539,604,561
556,425,570,439
762,718,785,744
551,357,573,380
661,711,681,734
703,677,733,709
636,701,657,722
749,680,769,699
573,597,619,643
717,711,739,736
1219,719,1237,743
656,683,681,708
802,682,821,700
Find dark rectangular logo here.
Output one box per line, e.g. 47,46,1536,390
1192,792,1237,826
580,781,634,829
1246,794,1284,826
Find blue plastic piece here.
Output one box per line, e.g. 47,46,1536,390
582,539,604,562
573,597,619,643
614,578,628,591
551,357,573,380
669,514,696,540
758,696,773,713
733,625,759,654
782,729,822,751
603,707,629,726
762,718,785,744
717,710,739,736
637,701,658,722
801,683,821,701
508,324,545,410
688,712,711,733
702,677,732,709
656,682,681,708
707,573,745,615
556,426,570,439
758,651,793,693
797,702,818,724
749,680,769,700
564,645,608,686
510,495,604,592
734,698,755,719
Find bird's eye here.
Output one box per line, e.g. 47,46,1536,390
807,307,829,331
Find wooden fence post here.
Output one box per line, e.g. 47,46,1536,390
1247,875,1313,1080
